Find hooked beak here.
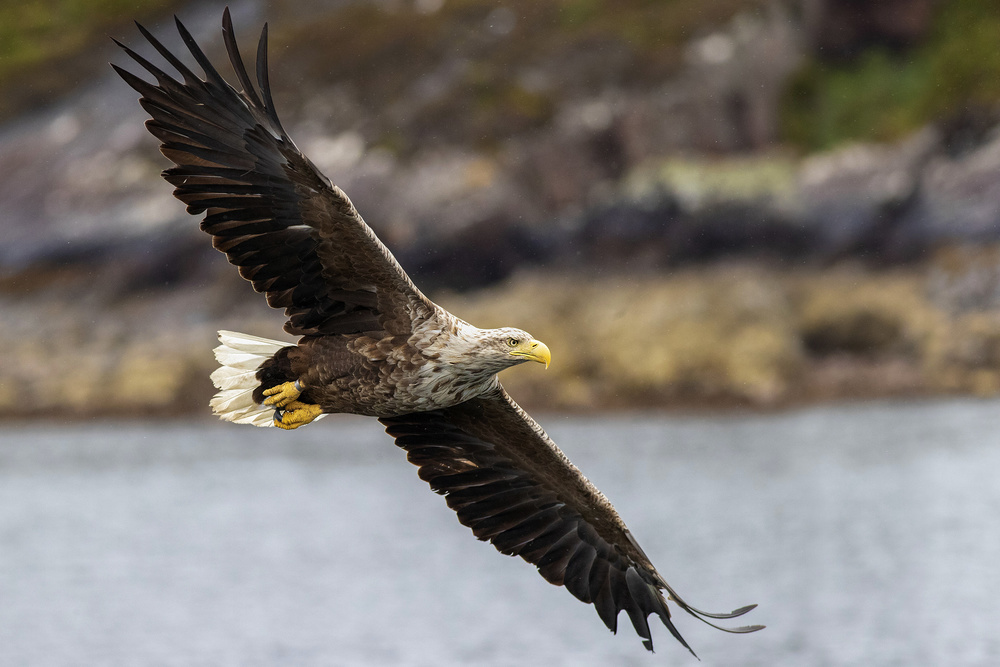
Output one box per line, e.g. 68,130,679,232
511,339,551,368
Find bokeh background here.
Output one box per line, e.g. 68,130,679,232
5,0,1000,415
3,2,1000,666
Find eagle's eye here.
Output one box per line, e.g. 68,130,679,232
507,337,519,347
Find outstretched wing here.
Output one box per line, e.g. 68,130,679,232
380,386,762,654
113,10,435,337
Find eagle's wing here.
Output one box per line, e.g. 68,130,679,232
380,386,763,654
113,10,434,337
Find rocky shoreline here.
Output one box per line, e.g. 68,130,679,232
6,101,1000,419
4,1,1000,420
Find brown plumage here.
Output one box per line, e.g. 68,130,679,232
113,9,762,654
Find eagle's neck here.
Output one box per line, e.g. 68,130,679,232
408,316,509,409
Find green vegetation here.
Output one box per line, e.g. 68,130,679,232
0,0,172,69
623,154,800,210
782,0,1000,150
0,0,176,119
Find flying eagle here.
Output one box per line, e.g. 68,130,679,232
113,9,762,654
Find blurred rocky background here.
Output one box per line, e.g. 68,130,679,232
4,0,1000,417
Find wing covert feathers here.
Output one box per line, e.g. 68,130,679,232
114,9,435,338
380,387,762,653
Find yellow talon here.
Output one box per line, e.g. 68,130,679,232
263,380,302,408
273,401,323,430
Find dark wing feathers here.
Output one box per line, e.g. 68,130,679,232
117,10,762,656
114,9,434,337
381,386,762,653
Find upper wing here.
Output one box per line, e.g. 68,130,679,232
113,10,435,337
380,386,762,654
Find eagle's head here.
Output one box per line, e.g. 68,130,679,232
496,327,551,368
466,327,551,374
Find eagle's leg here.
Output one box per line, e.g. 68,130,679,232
262,380,302,408
273,401,323,430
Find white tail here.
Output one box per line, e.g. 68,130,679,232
209,330,299,427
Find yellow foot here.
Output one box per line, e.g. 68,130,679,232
263,380,302,408
273,401,323,430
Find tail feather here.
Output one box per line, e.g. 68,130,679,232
209,330,308,428
213,349,278,371
210,366,257,391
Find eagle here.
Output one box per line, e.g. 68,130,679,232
113,9,762,655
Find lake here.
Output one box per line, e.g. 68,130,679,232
1,399,998,666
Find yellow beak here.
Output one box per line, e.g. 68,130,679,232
511,339,551,368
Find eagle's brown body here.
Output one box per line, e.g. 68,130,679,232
254,314,527,417
114,10,762,655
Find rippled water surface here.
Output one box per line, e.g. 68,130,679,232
2,400,999,666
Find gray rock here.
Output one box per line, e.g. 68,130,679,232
798,128,940,258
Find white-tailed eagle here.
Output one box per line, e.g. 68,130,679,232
113,9,762,654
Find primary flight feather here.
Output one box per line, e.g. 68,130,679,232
113,8,762,654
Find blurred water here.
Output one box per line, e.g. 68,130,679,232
1,399,998,666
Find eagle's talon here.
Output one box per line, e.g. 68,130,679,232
273,401,322,430
263,380,301,408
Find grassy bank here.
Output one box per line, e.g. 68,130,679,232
440,262,999,410
4,259,1000,420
